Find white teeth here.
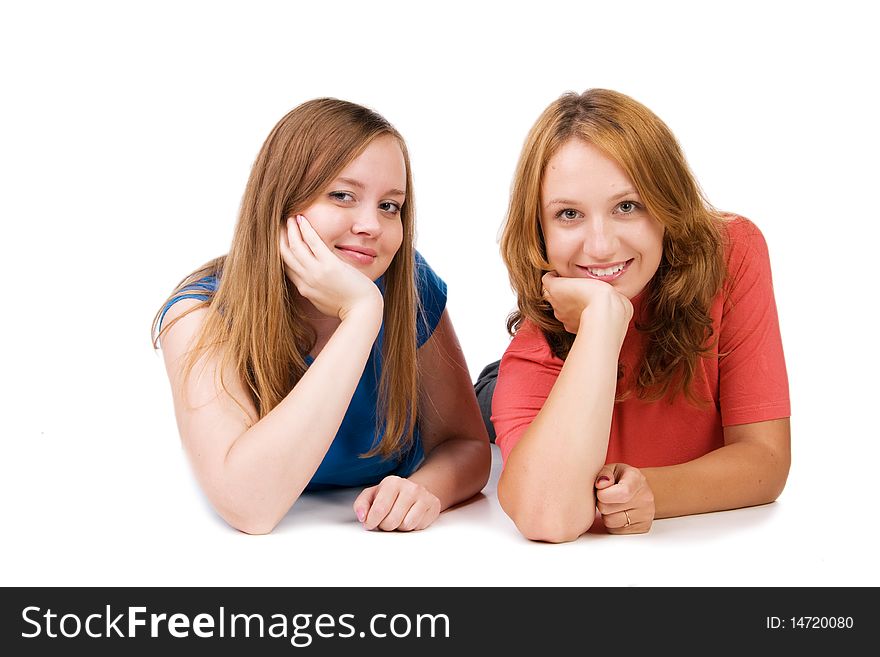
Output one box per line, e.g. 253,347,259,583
587,262,626,277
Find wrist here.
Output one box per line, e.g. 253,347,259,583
578,305,629,345
340,294,384,328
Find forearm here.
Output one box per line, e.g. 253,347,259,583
218,306,383,532
407,438,491,511
643,440,790,519
498,316,623,542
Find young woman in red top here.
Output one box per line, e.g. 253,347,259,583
484,89,790,542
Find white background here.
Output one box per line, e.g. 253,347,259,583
2,0,878,587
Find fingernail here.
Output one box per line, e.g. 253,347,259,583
296,215,303,224
356,509,365,522
597,476,611,484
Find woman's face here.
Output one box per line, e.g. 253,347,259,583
540,138,664,299
299,135,406,282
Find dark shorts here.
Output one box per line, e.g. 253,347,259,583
474,360,500,443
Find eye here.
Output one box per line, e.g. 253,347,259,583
554,208,581,223
379,201,402,215
616,201,640,214
329,191,355,203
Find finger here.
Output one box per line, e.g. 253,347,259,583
605,511,651,535
363,479,401,531
353,485,378,524
595,464,617,490
279,221,292,260
596,498,630,515
297,215,331,262
285,215,314,263
596,478,637,505
602,509,632,530
414,498,441,531
279,218,305,273
596,464,640,504
596,465,631,514
398,500,429,532
280,217,295,258
377,486,419,532
280,218,290,250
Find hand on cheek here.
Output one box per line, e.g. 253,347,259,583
278,214,382,320
542,271,633,335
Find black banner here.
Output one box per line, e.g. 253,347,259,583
0,587,868,653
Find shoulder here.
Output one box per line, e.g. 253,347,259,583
156,298,215,397
717,215,780,315
493,320,563,450
414,250,448,300
158,275,219,328
414,251,448,347
157,298,209,355
502,320,561,367
156,275,218,348
721,214,771,270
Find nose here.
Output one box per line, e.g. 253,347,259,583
351,206,382,237
581,216,617,261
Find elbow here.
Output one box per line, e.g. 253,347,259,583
475,442,492,492
202,474,302,535
763,460,791,505
231,519,277,536
761,446,791,504
516,518,589,544
453,437,492,496
197,465,302,535
214,497,289,536
222,511,280,536
766,475,789,505
498,476,592,544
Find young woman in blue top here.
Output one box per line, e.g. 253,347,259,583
152,99,490,535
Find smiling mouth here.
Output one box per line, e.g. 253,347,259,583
335,247,377,264
576,259,633,281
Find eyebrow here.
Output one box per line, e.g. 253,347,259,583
545,198,579,208
545,189,640,207
609,189,640,202
336,177,406,198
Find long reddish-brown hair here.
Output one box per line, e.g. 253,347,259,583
501,89,727,403
152,98,418,458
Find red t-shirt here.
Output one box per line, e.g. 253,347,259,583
492,216,790,467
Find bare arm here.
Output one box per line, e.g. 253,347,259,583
407,309,491,509
162,215,386,534
497,283,631,543
592,417,790,534
162,297,382,535
352,309,491,531
641,418,791,519
598,220,791,526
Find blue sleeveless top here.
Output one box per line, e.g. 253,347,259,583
159,251,447,491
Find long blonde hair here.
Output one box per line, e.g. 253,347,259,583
152,98,419,458
501,89,727,403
